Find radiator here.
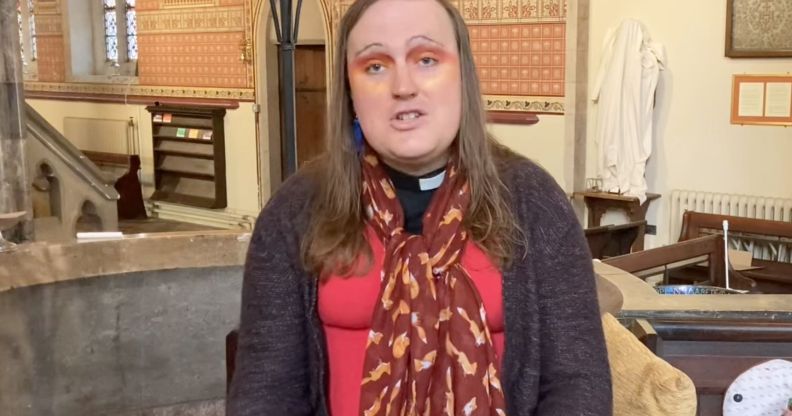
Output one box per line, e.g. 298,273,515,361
669,190,792,262
63,117,136,154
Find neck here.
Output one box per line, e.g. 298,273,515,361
380,155,449,177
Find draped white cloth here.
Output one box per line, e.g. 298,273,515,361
592,19,666,203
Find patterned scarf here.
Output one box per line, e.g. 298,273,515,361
358,150,506,416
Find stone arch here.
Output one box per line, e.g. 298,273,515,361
75,200,103,233
31,160,62,220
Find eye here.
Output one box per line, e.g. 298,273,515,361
418,56,438,66
366,63,385,74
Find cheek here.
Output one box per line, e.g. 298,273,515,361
423,65,463,127
348,73,392,124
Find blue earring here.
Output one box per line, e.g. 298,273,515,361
352,117,364,152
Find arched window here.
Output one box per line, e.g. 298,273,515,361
66,0,138,79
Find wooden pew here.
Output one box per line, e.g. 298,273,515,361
603,234,756,291
679,211,792,293
585,220,646,259
630,317,792,416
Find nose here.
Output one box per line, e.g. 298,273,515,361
391,65,418,99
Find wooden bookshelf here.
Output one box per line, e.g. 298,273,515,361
146,105,227,209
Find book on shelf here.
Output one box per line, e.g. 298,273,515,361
176,127,187,138
153,113,163,122
163,113,173,123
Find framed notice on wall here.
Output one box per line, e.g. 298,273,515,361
731,74,792,126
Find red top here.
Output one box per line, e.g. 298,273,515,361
319,228,505,416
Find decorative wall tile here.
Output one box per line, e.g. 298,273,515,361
162,0,220,8
36,35,65,82
137,6,245,33
35,14,62,35
35,0,60,15
136,0,161,11
137,32,249,88
472,22,564,97
25,81,254,100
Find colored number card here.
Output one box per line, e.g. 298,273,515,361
176,128,187,138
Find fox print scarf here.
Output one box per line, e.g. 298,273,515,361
358,150,506,416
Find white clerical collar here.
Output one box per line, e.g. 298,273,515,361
418,170,446,191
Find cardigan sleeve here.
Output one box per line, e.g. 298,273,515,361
226,207,313,416
533,218,613,415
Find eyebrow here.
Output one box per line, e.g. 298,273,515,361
353,35,446,57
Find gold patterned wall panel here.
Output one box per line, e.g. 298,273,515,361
35,14,62,35
35,0,60,14
137,7,246,33
448,0,566,23
162,0,221,8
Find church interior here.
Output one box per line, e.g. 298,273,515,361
1,0,792,415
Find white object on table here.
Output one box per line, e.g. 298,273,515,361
76,231,124,240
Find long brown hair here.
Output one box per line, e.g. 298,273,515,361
302,0,521,278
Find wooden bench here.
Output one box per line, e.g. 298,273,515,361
679,211,792,293
603,234,756,291
625,316,792,416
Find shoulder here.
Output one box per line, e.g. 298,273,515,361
495,149,577,230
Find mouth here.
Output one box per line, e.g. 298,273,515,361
390,110,426,130
393,110,424,121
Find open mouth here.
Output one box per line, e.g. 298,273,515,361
394,110,425,121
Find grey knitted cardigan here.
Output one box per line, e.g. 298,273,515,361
227,154,612,416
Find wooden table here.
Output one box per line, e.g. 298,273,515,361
573,191,660,251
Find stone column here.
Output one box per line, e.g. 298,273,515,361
0,0,33,242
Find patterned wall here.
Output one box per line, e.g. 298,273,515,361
34,0,65,82
136,0,254,89
27,0,565,107
26,0,256,98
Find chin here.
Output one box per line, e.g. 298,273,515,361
388,147,438,163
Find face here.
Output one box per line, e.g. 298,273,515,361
346,0,462,176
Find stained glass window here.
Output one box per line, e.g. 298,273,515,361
104,0,118,62
104,0,137,63
27,0,36,61
16,0,37,67
17,1,24,65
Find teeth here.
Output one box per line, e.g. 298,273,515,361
397,112,420,121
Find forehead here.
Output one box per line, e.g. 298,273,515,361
347,0,457,53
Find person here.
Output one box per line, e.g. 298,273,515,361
227,0,611,414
